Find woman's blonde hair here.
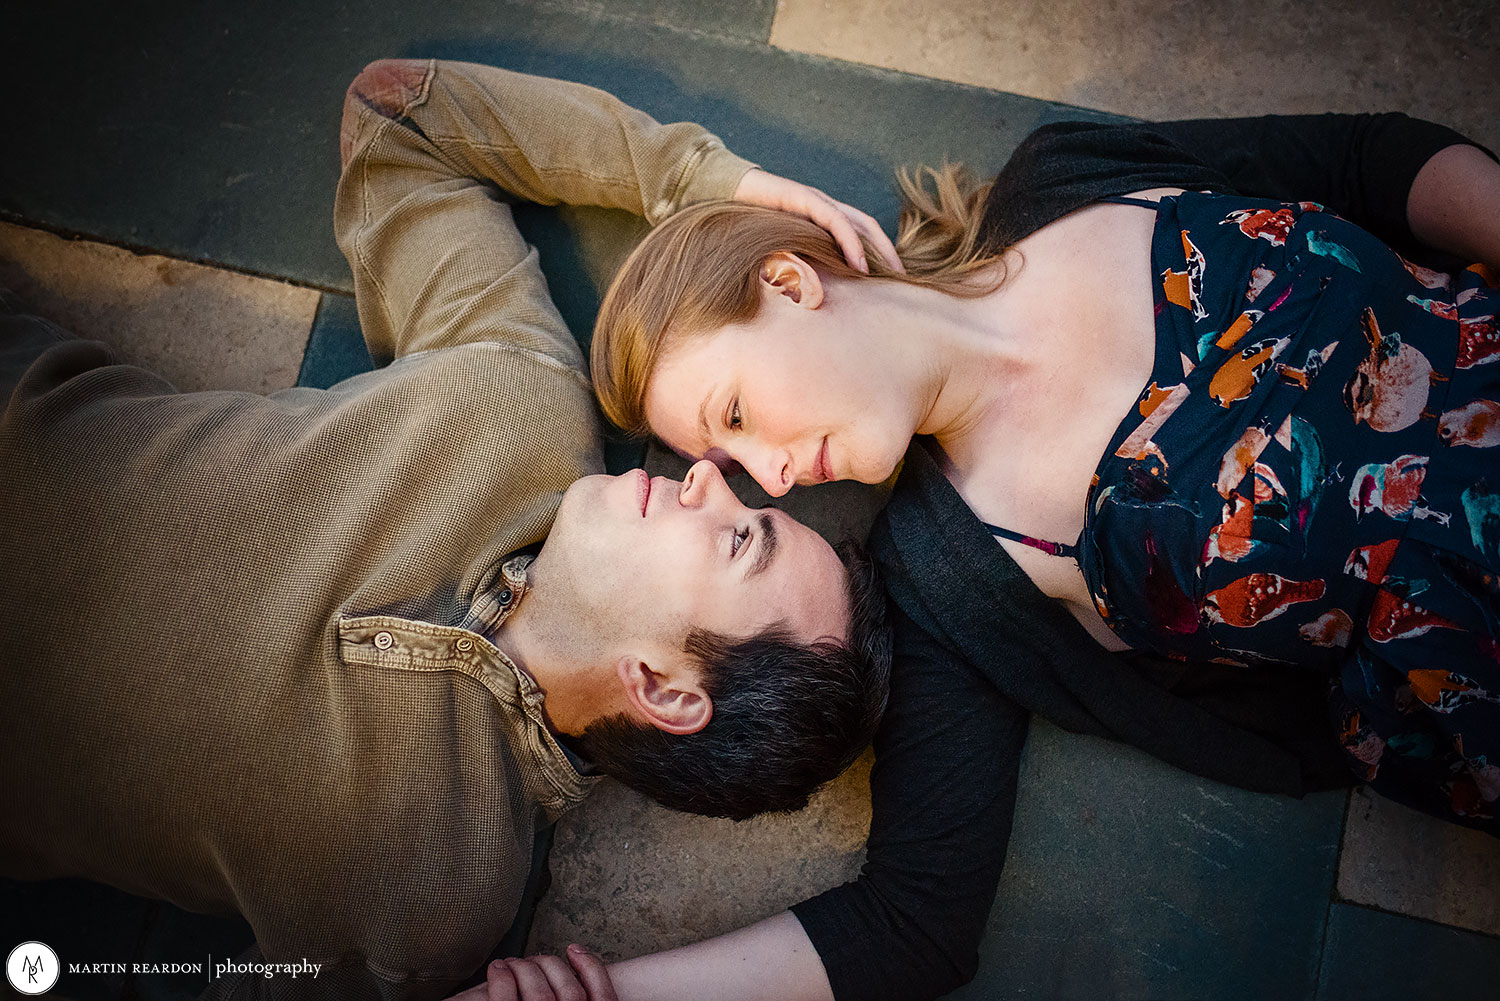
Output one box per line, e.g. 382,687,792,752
591,163,1002,437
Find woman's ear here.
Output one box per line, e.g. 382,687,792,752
615,655,712,735
759,252,824,309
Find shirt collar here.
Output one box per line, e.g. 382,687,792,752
461,552,533,636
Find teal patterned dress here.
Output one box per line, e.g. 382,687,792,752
1080,191,1498,832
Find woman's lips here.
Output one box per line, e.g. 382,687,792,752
638,468,651,516
815,436,832,483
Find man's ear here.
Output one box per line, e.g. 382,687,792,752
759,252,824,309
615,655,712,735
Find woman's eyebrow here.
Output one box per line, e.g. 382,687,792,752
746,511,779,579
697,391,712,451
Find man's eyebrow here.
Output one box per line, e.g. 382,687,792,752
747,511,779,579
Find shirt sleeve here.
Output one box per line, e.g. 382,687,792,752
1144,113,1494,254
333,59,755,364
986,113,1493,264
790,605,1029,1001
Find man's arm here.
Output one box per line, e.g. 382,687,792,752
333,59,899,368
334,58,757,365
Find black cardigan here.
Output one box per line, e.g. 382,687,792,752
791,113,1491,1001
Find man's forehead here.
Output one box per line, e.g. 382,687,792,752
763,512,850,642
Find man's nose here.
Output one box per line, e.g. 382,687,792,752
678,459,730,509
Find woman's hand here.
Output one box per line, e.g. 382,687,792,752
443,946,618,1001
733,168,904,275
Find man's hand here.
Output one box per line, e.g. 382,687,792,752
444,946,619,1001
733,168,904,275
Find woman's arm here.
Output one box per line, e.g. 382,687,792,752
1148,113,1499,266
1000,114,1497,270
452,915,831,1001
467,607,1029,1001
606,911,832,1001
787,611,1028,1001
1407,142,1500,269
602,609,1029,1001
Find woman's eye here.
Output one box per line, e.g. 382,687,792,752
731,526,749,557
728,400,742,430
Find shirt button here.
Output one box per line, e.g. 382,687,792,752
497,588,513,606
456,637,474,652
373,631,394,650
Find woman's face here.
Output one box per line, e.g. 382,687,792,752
643,294,915,497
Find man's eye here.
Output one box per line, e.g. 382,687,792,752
731,526,749,557
728,400,742,430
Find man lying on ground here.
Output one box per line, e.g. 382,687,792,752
0,59,891,999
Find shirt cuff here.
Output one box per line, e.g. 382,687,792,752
672,141,758,214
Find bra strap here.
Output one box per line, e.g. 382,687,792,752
983,522,1080,559
1097,194,1162,209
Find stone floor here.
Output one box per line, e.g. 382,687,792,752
771,0,1500,153
3,1,1498,998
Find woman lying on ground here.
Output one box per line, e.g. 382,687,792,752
569,112,1500,1001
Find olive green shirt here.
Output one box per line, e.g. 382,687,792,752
0,59,754,999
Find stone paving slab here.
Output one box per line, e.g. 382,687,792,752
543,0,778,42
4,0,1117,297
296,292,371,390
1337,786,1500,938
771,0,1500,154
8,3,1491,997
533,716,1348,999
0,221,316,395
944,721,1347,1001
529,750,873,958
1316,901,1500,1001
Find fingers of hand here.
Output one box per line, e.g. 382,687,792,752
838,201,904,273
825,213,869,273
566,945,619,1001
735,171,904,275
529,954,590,1001
500,958,561,1001
484,960,519,1001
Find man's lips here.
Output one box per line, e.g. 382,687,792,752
637,468,651,516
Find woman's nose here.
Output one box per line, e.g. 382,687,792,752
744,446,793,498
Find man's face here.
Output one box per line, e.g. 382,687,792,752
546,461,850,657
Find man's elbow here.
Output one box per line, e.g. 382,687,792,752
340,58,431,167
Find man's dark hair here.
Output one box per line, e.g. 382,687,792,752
575,539,892,821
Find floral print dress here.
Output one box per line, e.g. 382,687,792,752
1079,191,1500,832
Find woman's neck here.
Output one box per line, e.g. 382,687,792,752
855,257,1031,448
